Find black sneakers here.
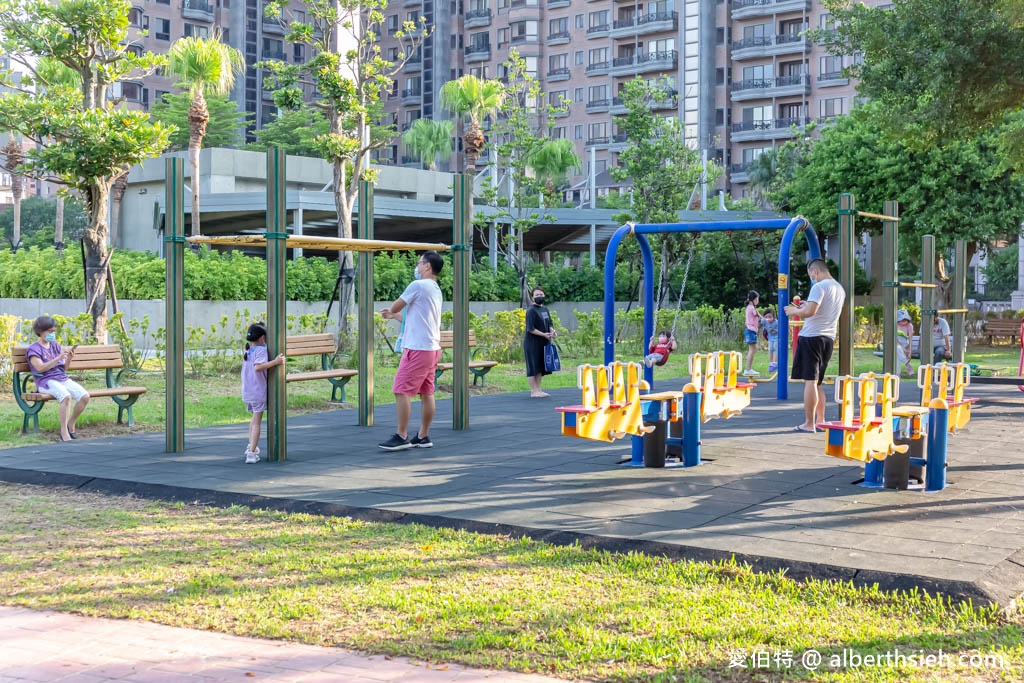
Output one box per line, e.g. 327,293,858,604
410,433,433,448
378,433,412,451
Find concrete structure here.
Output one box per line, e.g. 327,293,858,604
379,0,883,201
1013,225,1024,310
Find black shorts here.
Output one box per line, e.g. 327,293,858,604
791,335,834,385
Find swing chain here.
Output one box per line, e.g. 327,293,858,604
669,234,698,339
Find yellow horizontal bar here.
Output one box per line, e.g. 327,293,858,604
898,282,937,288
937,308,969,314
187,235,451,252
856,211,900,222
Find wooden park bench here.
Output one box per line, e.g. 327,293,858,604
284,333,358,402
12,344,147,434
982,318,1022,345
434,330,499,386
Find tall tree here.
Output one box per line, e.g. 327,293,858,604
527,137,581,196
0,0,171,340
1,135,23,251
165,34,245,237
611,76,718,307
401,117,453,171
262,0,427,338
150,92,249,151
821,0,1024,162
440,74,504,174
785,102,1024,305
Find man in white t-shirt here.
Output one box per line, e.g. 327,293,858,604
378,251,444,451
784,258,846,433
932,316,952,363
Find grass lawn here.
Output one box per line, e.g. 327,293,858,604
2,344,1021,450
0,483,1021,682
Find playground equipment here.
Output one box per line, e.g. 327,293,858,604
816,373,909,463
918,362,977,432
690,351,753,421
556,362,655,442
969,318,1024,390
163,152,475,461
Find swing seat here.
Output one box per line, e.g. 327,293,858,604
555,405,599,414
654,356,669,367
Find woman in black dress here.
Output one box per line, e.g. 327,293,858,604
524,286,556,397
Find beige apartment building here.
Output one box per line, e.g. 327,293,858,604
379,0,881,202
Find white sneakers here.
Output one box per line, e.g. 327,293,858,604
244,445,260,464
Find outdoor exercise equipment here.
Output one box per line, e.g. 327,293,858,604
967,318,1024,390
816,373,909,463
556,362,655,442
164,150,475,461
690,351,753,421
918,362,977,433
593,217,822,467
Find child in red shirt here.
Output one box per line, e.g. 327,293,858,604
644,330,677,368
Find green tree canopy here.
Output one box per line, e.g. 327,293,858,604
401,117,453,171
246,106,329,157
150,92,248,150
0,195,87,244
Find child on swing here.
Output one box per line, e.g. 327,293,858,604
644,329,677,368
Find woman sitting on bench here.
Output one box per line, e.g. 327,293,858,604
25,315,91,442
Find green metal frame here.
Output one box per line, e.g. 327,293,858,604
323,352,354,402
951,240,967,363
434,346,495,387
357,180,374,426
837,193,855,376
921,235,936,365
881,201,899,375
452,174,471,430
14,368,142,434
165,158,185,452
266,149,288,462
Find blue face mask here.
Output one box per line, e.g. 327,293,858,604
44,332,57,343
414,264,423,280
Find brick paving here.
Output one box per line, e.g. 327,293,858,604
0,607,567,683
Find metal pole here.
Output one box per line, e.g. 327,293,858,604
292,206,304,259
266,149,288,462
453,174,472,430
837,193,855,376
682,384,701,467
952,240,967,363
921,235,936,368
357,180,374,426
925,398,949,492
589,148,597,267
881,200,899,375
164,158,185,453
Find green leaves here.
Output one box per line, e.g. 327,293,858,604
401,118,453,170
165,34,245,97
151,92,249,151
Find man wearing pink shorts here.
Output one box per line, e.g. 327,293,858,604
378,251,444,451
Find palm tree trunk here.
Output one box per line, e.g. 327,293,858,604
54,195,65,254
187,90,210,237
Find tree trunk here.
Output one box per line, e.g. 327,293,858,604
110,172,128,248
333,158,356,346
4,139,23,251
188,91,210,237
84,181,113,343
54,195,65,254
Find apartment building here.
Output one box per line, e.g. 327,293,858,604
124,0,310,138
380,0,878,201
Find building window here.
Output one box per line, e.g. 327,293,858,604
588,47,609,66
470,31,489,48
155,90,170,105
549,17,568,36
742,64,773,82
574,50,584,65
574,124,584,140
778,60,803,77
574,13,584,29
588,122,607,141
263,38,285,60
741,147,770,164
716,28,725,44
779,18,804,37
154,18,170,41
742,105,772,126
469,65,490,78
715,67,725,85
820,55,843,78
574,87,584,102
548,54,568,71
549,89,567,106
184,23,209,39
509,20,538,44
715,108,725,126
497,28,508,48
819,97,846,119
743,23,768,40
294,43,305,63
552,126,566,139
121,81,144,103
588,10,609,29
819,13,836,31
387,14,398,31
128,7,144,28
523,56,538,75
779,103,803,119
588,84,608,103
648,38,675,54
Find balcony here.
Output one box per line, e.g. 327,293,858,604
510,0,540,6
262,18,288,36
547,67,571,82
609,90,677,114
405,54,423,71
465,44,491,63
729,162,752,184
609,132,629,150
730,116,811,143
586,135,610,148
263,50,287,62
511,34,540,46
182,0,214,22
464,9,492,29
546,30,571,45
634,49,677,74
609,11,678,39
731,0,811,21
586,22,611,39
547,0,570,7
585,60,610,76
817,71,850,87
731,33,806,60
401,88,422,104
403,0,421,6
586,98,611,113
730,74,810,102
609,54,636,77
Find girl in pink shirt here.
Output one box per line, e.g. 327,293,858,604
744,290,763,375
240,323,285,463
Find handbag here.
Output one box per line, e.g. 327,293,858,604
543,342,561,373
393,310,406,353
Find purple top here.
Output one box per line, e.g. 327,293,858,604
25,341,68,392
241,344,269,404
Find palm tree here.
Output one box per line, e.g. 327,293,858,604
2,135,23,251
165,34,245,237
401,118,454,171
527,138,581,198
439,75,504,174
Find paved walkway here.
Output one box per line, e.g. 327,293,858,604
0,607,566,683
1,379,1023,609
